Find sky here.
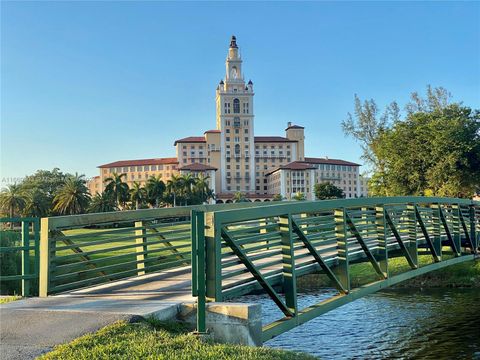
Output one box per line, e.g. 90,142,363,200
1,1,479,183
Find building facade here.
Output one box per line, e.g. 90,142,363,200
88,36,368,202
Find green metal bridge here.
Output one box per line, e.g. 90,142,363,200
1,197,479,343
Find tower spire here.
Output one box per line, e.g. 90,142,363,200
230,35,238,48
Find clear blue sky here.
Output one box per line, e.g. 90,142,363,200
2,1,479,181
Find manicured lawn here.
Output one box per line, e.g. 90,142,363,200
39,320,316,360
0,295,21,304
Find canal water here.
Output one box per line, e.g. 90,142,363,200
240,288,480,359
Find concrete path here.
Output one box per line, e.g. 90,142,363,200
0,267,195,360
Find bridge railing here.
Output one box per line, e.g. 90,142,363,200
0,217,40,296
38,201,277,297
192,197,479,340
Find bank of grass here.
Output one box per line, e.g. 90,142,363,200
39,320,316,360
0,295,21,304
298,251,480,290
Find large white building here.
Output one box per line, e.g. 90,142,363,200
89,36,368,202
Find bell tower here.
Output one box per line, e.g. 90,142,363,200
216,36,255,193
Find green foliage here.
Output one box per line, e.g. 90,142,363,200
104,173,130,209
343,86,480,197
88,192,117,213
233,192,248,203
40,321,315,360
293,192,306,201
0,184,27,218
129,182,147,210
166,174,214,206
272,194,284,201
314,182,345,200
53,174,91,215
146,176,166,208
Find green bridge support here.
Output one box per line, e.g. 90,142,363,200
192,197,479,343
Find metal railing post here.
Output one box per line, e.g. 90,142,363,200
470,204,478,253
279,213,297,315
375,205,388,278
334,208,350,292
39,217,51,297
135,221,147,276
407,203,419,267
193,210,206,333
21,220,30,296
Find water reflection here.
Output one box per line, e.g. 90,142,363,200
239,289,480,359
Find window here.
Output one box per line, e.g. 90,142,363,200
235,144,240,155
233,98,240,113
151,165,157,171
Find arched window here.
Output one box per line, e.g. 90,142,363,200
233,116,241,127
233,98,240,113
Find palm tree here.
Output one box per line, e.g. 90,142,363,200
104,173,129,209
24,189,49,217
166,174,183,207
181,174,197,205
233,191,247,203
146,176,166,208
194,174,213,204
53,174,91,215
130,182,146,210
0,184,27,220
88,192,116,213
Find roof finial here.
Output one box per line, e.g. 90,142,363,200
230,35,238,48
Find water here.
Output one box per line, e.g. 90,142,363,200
239,289,480,359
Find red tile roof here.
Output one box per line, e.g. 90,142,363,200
254,136,297,143
174,136,206,145
265,161,316,176
99,157,178,168
216,193,274,200
304,157,361,166
178,163,217,171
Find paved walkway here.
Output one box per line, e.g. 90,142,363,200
0,267,195,360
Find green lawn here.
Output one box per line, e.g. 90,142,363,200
0,295,21,304
39,320,316,360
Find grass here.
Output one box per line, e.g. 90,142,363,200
0,295,21,304
297,249,480,290
39,320,316,360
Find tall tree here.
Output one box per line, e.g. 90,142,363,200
23,189,50,217
193,174,213,204
88,192,117,213
146,176,166,208
314,182,345,200
0,184,27,218
104,173,129,209
166,174,183,207
53,174,91,215
130,182,147,210
343,86,479,197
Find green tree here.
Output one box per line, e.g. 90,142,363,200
53,174,90,215
233,192,248,203
104,173,129,209
343,86,479,197
0,184,27,218
193,174,214,204
314,182,345,200
146,176,166,208
293,192,306,201
166,174,183,207
23,188,50,217
272,194,284,201
376,104,480,197
20,168,68,215
130,182,147,210
89,192,117,213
